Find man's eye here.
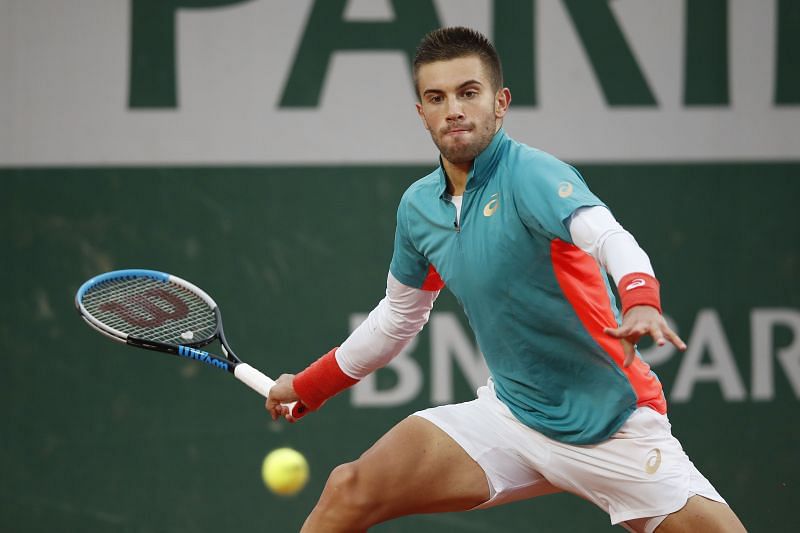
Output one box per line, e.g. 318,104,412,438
464,90,478,98
429,95,443,104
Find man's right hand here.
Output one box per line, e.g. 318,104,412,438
266,374,302,422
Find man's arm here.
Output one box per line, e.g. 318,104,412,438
266,273,439,421
569,206,686,367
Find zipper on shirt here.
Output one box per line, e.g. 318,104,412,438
445,195,461,233
450,189,471,233
458,188,473,232
444,195,464,253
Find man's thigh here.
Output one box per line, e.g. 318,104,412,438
353,415,491,517
301,415,492,532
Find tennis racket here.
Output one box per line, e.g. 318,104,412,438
75,269,305,416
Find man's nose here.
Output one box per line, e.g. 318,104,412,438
446,99,464,120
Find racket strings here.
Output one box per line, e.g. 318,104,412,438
82,277,216,345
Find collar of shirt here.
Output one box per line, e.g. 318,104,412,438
436,128,508,199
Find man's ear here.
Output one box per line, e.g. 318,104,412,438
416,102,431,131
495,87,512,118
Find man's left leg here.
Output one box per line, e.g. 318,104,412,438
651,495,745,532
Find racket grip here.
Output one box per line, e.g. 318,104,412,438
234,363,301,415
234,363,276,397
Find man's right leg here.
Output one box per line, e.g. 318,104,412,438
301,415,491,532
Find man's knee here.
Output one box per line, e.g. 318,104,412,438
317,461,377,518
325,462,359,494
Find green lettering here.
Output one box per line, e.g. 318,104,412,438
776,0,800,104
129,0,251,109
684,0,729,106
279,0,440,108
494,0,536,107
561,0,656,106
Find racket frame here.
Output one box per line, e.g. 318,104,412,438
75,269,277,397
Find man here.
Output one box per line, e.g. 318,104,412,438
267,27,745,533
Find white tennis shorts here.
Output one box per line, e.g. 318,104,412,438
413,379,725,531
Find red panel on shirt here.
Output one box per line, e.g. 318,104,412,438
550,239,666,414
421,264,445,291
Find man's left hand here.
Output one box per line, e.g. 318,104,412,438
604,305,686,367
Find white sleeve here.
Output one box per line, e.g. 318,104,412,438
568,206,655,285
335,272,439,380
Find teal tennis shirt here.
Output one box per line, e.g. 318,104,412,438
390,129,666,445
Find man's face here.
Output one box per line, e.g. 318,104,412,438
415,55,509,166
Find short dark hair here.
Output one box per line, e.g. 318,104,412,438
413,27,503,98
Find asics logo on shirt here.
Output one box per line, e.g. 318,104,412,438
558,182,574,198
483,194,499,217
626,278,647,290
645,448,662,474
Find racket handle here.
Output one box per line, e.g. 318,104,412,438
234,363,276,396
234,363,301,415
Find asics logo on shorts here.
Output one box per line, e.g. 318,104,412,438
645,448,662,474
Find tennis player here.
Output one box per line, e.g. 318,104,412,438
267,26,745,533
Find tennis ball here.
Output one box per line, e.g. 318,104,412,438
261,447,309,496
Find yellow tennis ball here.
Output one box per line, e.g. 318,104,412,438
261,447,309,496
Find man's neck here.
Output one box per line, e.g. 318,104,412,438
442,158,471,196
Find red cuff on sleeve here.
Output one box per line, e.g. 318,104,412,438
618,273,662,315
293,348,358,412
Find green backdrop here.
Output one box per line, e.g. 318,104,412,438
2,164,798,531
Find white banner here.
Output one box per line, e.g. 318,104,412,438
1,0,798,165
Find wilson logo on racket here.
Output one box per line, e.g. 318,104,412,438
99,288,189,327
178,345,230,370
